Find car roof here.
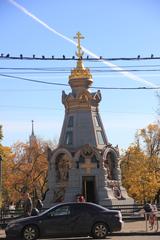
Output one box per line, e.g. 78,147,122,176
42,202,108,215
49,202,104,208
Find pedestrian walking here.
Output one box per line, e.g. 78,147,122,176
22,192,33,217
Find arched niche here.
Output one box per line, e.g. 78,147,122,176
103,147,119,181
55,153,71,182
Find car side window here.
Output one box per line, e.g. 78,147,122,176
49,206,70,217
72,205,89,215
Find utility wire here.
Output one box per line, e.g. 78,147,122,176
1,69,160,74
1,64,160,70
0,73,68,86
0,73,159,90
0,54,160,61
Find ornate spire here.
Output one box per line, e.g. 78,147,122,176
31,120,34,136
69,32,92,89
29,120,37,148
74,32,84,69
74,32,84,59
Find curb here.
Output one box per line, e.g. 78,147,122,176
0,232,160,239
113,231,160,236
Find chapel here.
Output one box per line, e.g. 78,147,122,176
44,32,133,207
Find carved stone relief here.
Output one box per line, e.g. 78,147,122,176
104,152,118,180
55,153,71,182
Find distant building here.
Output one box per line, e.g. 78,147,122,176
44,33,133,207
29,120,37,148
28,120,37,163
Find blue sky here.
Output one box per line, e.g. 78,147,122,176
0,0,160,150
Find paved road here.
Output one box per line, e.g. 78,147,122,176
111,236,160,240
2,233,160,240
40,237,160,240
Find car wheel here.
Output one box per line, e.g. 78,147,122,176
22,225,39,240
92,222,108,239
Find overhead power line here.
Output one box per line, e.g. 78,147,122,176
0,54,160,61
0,73,159,90
1,64,160,70
1,69,160,74
0,73,68,86
1,66,160,75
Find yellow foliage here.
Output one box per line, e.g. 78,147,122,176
2,139,55,206
121,123,160,203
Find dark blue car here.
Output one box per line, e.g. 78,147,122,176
5,202,123,240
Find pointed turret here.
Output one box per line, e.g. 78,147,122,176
59,32,108,150
29,120,37,148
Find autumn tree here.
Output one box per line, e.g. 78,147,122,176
121,123,160,203
3,138,56,206
0,126,15,207
0,126,4,207
1,146,15,206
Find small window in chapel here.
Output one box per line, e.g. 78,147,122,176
94,116,101,127
97,131,105,145
65,131,73,145
68,116,74,127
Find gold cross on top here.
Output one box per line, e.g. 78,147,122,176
74,32,84,58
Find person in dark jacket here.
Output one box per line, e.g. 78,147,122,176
143,202,152,213
22,192,33,217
